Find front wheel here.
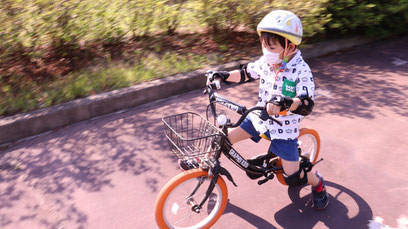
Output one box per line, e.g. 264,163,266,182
155,169,228,229
276,128,321,185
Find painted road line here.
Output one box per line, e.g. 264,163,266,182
368,215,408,229
392,57,408,66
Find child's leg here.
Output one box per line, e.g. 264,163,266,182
306,169,320,186
227,126,252,144
201,127,251,162
281,159,328,209
281,159,300,177
281,159,320,186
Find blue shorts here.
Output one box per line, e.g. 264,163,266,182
240,117,299,162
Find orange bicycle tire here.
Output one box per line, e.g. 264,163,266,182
155,169,228,229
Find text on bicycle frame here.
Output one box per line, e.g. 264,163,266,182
229,148,249,168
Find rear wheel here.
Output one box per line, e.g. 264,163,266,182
298,128,321,163
276,128,321,185
155,169,228,229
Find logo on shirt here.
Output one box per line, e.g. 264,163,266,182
282,79,296,97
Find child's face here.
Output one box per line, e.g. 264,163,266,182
261,38,284,54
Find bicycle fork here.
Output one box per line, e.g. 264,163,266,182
186,160,227,213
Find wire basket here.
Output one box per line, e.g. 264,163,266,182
162,112,224,160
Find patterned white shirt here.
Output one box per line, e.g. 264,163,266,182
246,50,315,140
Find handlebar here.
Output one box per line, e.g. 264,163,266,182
229,106,282,128
205,81,282,128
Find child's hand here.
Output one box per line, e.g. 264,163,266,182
266,103,282,115
205,70,230,85
266,95,294,115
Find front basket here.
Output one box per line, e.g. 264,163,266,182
162,112,224,160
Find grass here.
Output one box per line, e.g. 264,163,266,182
0,30,261,117
0,51,221,117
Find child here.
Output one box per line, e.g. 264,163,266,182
207,10,329,210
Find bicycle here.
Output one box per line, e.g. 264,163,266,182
154,79,322,229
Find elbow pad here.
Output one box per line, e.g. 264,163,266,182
239,64,254,83
292,96,314,116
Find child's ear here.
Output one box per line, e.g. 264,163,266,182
288,43,296,52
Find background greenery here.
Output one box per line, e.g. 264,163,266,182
1,0,407,116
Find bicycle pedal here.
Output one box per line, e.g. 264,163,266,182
246,171,263,180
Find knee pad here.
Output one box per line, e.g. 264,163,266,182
283,167,309,186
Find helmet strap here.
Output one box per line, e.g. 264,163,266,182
273,39,297,80
283,38,298,60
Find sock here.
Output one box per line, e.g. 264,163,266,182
313,177,324,193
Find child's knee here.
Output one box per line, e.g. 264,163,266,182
283,167,308,186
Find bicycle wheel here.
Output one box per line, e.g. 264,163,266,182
155,169,228,229
276,128,321,185
298,128,321,163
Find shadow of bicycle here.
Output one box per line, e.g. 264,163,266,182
274,181,373,229
223,200,278,228
221,181,372,228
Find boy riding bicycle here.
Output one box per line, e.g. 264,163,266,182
206,10,329,210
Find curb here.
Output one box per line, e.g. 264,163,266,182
0,36,376,146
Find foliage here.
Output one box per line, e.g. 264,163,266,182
325,0,408,37
1,0,407,116
1,0,407,50
0,51,210,116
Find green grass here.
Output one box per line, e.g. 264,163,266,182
0,51,213,117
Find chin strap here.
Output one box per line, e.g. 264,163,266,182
273,39,297,80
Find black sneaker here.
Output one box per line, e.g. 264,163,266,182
246,156,266,179
312,188,329,210
312,175,329,210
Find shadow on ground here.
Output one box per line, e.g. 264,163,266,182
0,89,221,227
223,181,372,229
309,36,408,119
224,200,277,228
274,181,373,229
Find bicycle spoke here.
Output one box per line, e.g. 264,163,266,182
174,209,193,226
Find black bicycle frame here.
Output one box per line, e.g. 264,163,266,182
206,86,283,179
191,84,284,212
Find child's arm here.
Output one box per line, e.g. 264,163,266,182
207,68,250,84
289,98,302,111
266,97,301,115
207,58,262,84
226,61,262,83
224,70,247,83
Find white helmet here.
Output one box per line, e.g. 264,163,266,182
257,10,303,45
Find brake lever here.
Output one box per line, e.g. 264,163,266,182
203,81,220,94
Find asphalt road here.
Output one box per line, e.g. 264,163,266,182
1,36,407,229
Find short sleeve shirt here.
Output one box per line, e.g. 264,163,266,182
246,51,315,140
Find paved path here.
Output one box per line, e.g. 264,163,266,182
1,36,407,229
